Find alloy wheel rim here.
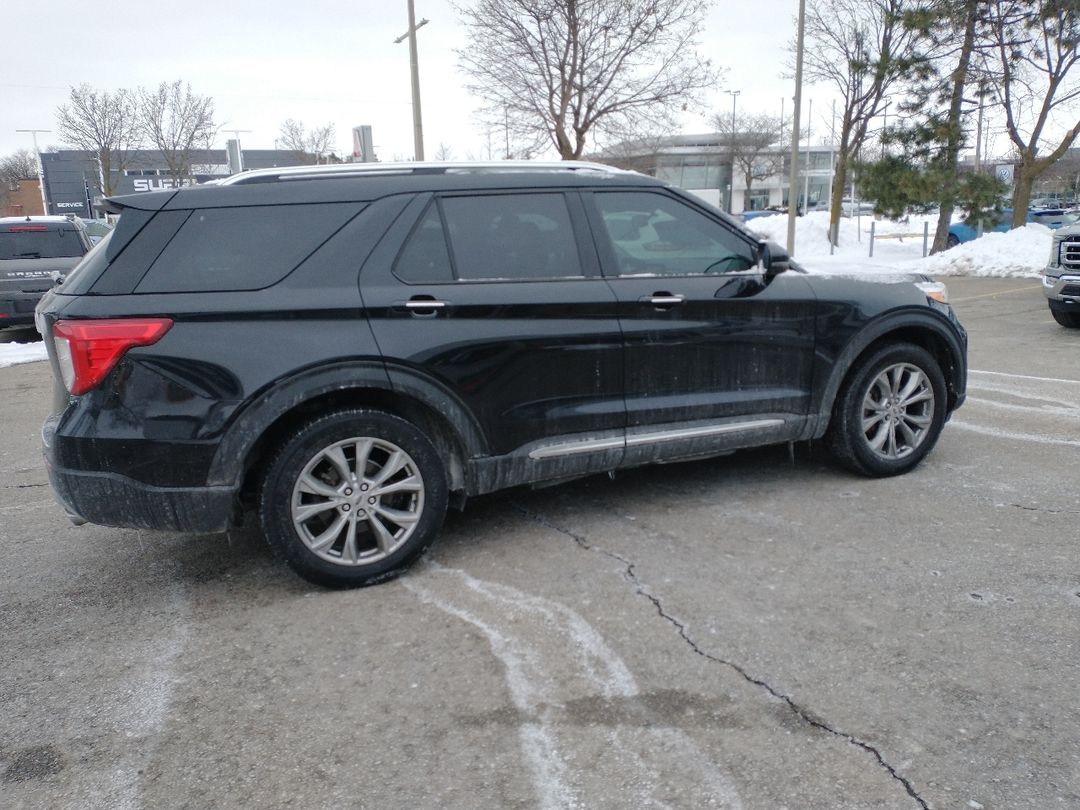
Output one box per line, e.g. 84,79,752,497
290,437,425,566
860,363,935,460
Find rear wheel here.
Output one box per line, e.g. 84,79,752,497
259,409,447,587
1050,306,1080,328
945,233,960,249
827,343,948,477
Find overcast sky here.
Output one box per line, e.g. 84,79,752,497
3,0,836,162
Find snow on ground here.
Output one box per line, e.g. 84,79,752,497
0,338,48,369
745,210,1051,279
0,211,1053,371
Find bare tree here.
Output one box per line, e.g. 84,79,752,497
434,142,456,161
592,132,674,175
0,149,39,186
455,0,720,160
138,81,217,180
278,119,337,164
801,0,921,241
986,0,1080,225
55,85,142,196
0,149,39,211
712,111,785,209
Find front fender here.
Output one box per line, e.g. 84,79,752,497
808,308,967,439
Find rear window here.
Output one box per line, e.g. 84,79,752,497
0,226,86,260
134,203,364,293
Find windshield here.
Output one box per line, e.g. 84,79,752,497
0,227,86,260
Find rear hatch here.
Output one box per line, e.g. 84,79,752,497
0,223,87,317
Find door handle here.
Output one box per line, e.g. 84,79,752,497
640,293,685,308
400,297,449,317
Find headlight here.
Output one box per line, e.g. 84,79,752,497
1048,239,1060,268
915,280,949,304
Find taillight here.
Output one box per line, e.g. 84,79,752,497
52,318,173,395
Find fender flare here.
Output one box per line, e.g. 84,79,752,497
206,360,489,487
808,309,967,439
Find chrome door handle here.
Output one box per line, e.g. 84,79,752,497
641,293,685,307
404,299,448,309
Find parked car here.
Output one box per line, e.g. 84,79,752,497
1043,222,1080,327
36,162,968,587
947,208,1079,248
1,216,91,330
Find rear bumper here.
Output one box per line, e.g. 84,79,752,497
42,415,236,533
0,289,46,327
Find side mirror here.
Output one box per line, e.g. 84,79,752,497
759,240,790,276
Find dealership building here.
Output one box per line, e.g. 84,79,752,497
38,146,315,219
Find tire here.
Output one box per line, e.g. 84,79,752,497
259,409,448,587
827,343,948,477
1050,306,1080,328
945,234,960,249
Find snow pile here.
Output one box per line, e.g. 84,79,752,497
919,225,1052,278
745,210,1053,278
0,339,48,368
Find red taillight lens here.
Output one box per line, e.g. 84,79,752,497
52,318,173,395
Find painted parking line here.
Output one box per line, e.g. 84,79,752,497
970,369,1080,385
951,284,1041,303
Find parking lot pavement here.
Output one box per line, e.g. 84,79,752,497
1,277,1077,809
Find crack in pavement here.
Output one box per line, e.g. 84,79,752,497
2,483,49,490
512,501,930,810
1009,502,1080,515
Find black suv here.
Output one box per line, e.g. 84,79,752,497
1,216,91,329
36,162,967,586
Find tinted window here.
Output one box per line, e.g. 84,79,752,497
0,226,86,260
394,202,454,283
593,192,756,276
441,194,583,281
134,203,363,293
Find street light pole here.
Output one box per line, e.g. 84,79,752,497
786,0,806,256
15,128,51,216
395,0,429,161
727,90,741,213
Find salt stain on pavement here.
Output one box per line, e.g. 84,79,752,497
404,560,743,810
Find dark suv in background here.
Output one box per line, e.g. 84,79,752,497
1,216,91,330
36,162,967,586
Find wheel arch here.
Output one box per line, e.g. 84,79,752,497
810,311,966,440
207,361,488,507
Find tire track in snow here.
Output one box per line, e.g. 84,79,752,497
403,561,743,810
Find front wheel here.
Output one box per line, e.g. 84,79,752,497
259,409,448,587
827,343,948,477
1051,306,1080,328
945,233,960,250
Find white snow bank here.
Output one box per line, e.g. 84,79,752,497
745,210,1052,278
918,224,1052,278
0,340,48,368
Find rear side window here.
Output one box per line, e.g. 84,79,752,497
394,202,454,283
134,203,363,293
0,226,86,260
441,194,583,281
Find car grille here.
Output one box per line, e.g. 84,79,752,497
1061,237,1080,270
1061,284,1080,297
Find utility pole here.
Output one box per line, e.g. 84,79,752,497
395,1,429,161
16,128,51,216
727,90,741,213
803,98,813,217
786,0,806,256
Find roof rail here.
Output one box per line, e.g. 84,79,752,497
215,160,634,186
